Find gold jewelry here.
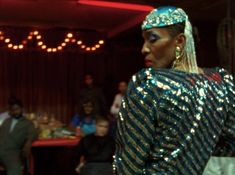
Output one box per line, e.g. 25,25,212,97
172,46,182,68
175,46,182,60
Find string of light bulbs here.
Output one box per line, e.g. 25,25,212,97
0,30,105,53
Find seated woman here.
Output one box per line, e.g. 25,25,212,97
70,99,96,136
75,117,115,175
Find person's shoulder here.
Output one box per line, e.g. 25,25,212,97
115,93,122,98
129,68,157,86
129,68,177,91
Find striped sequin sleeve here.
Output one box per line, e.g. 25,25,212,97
221,69,235,141
115,69,158,175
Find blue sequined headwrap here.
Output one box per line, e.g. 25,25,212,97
142,6,199,74
141,6,186,29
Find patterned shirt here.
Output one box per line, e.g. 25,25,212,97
115,68,235,175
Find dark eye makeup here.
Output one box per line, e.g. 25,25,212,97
146,31,161,43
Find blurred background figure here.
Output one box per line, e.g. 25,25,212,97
75,117,115,175
79,74,107,116
110,81,127,119
109,81,127,137
0,97,18,126
0,99,38,175
70,99,96,137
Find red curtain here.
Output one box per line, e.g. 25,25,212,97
0,27,143,124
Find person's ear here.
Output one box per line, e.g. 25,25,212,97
175,33,186,49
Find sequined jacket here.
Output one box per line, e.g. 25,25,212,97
115,68,235,175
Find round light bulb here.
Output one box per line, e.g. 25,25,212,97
95,44,100,48
33,31,39,35
47,48,52,52
38,41,43,46
36,35,42,40
67,33,73,38
77,40,82,45
5,38,10,43
65,38,70,43
86,47,91,51
41,45,47,49
98,40,104,44
8,44,13,48
57,46,63,50
13,45,18,50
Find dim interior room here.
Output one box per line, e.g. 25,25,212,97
0,0,234,175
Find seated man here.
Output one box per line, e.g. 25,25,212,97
0,99,38,175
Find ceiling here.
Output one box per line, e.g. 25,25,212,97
0,0,229,38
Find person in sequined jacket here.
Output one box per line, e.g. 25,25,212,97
115,6,235,175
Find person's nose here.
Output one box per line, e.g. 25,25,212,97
141,42,150,56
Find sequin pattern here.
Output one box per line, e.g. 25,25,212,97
115,68,235,175
142,7,186,30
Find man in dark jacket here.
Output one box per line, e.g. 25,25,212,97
0,99,38,175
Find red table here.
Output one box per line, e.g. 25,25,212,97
30,137,80,175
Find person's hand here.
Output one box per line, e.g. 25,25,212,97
75,162,84,173
21,141,32,158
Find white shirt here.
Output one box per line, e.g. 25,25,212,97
0,111,10,126
110,94,124,118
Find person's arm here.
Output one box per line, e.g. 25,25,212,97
115,69,158,175
22,121,39,158
75,137,86,173
110,95,121,116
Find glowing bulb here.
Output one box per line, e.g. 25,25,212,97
65,38,70,43
86,47,91,51
0,36,4,40
81,45,86,49
77,40,82,45
27,36,33,40
52,48,57,52
8,44,13,48
36,35,42,40
19,45,24,49
98,40,104,44
47,48,52,52
95,44,100,48
5,38,10,43
22,40,27,44
91,47,96,51
38,41,43,46
61,43,66,47
33,31,39,35
0,31,2,35
71,39,76,43
41,45,47,49
57,46,62,50
67,33,73,38
13,45,18,50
